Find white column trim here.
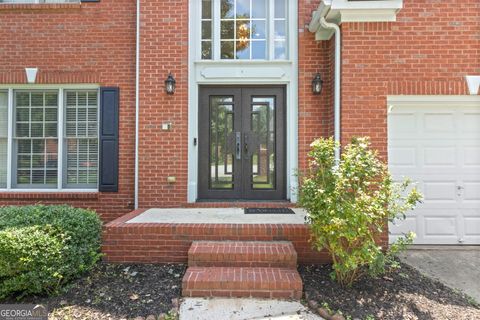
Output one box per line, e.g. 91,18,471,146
6,88,13,189
57,89,64,190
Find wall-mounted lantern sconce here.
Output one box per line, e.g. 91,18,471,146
312,73,323,95
165,72,176,94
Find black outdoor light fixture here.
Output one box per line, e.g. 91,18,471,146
312,73,323,95
165,72,176,94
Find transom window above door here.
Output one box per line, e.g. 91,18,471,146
201,0,288,60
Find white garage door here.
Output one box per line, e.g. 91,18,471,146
388,100,480,245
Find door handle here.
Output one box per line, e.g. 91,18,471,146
235,132,241,160
244,133,248,154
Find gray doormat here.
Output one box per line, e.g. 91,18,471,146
244,208,295,214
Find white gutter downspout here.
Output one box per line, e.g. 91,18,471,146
319,17,341,162
134,0,140,209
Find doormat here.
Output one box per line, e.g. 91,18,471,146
244,208,295,214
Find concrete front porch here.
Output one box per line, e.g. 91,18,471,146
102,208,327,265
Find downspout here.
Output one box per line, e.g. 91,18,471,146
319,17,341,162
134,0,140,209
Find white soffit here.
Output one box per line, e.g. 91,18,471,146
311,0,403,40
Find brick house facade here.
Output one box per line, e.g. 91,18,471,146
0,0,479,247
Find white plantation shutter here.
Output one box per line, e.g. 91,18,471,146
0,92,7,188
14,91,58,187
65,91,98,187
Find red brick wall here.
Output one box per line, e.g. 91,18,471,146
340,0,480,159
298,0,335,172
0,1,137,222
136,0,189,208
1,0,478,220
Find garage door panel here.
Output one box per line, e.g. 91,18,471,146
424,147,457,167
388,113,417,134
424,216,457,236
463,182,480,201
423,181,457,202
389,147,416,166
423,113,456,133
464,147,480,166
390,216,417,236
388,102,480,245
461,113,480,133
464,217,480,236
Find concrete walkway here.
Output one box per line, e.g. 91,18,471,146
179,298,323,320
399,246,480,302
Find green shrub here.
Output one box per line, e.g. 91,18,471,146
0,205,102,299
299,137,422,286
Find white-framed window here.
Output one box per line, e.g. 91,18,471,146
0,87,99,191
201,0,288,60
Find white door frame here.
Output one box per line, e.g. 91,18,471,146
187,0,299,202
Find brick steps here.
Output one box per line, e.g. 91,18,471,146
182,240,303,299
188,241,297,268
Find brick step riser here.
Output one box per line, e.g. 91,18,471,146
188,241,298,268
182,289,302,299
182,266,303,300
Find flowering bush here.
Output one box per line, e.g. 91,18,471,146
299,137,422,286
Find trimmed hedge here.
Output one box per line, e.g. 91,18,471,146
0,205,102,299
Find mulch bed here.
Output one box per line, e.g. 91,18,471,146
299,262,480,320
2,263,186,320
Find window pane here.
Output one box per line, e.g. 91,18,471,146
202,41,212,59
274,20,286,40
252,20,266,39
236,0,250,18
221,41,234,59
221,20,235,39
236,20,250,41
0,92,7,188
252,0,266,19
65,91,98,188
252,41,266,59
202,21,212,40
236,41,250,59
221,0,234,19
274,40,286,59
274,0,286,19
14,91,58,188
202,0,212,19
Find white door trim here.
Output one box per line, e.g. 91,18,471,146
187,0,298,203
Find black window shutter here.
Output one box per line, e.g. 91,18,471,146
99,87,119,192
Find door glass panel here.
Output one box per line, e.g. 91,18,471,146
210,96,234,189
251,97,275,189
